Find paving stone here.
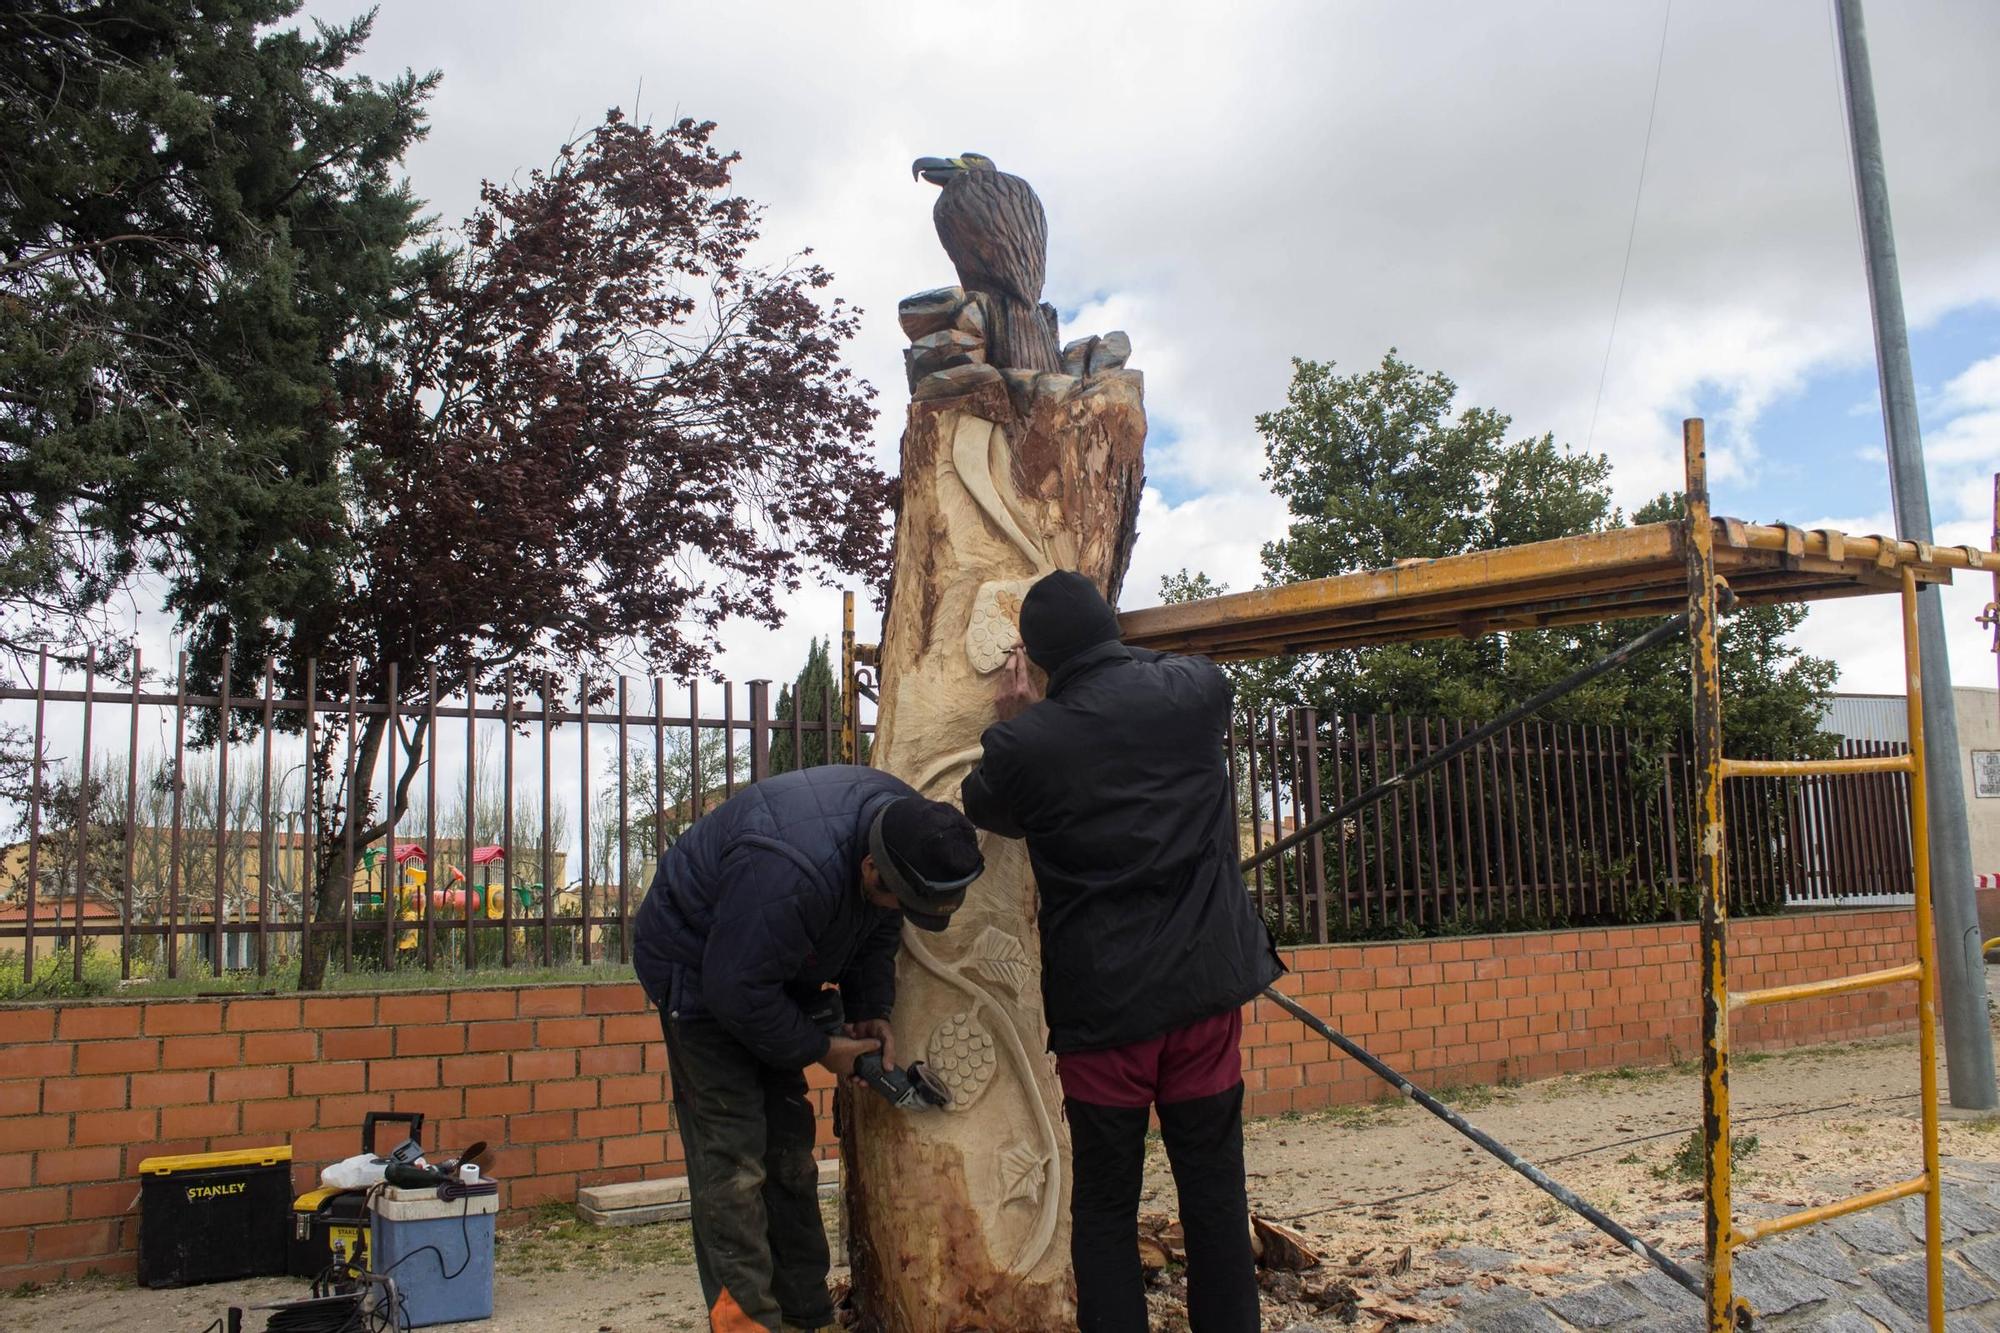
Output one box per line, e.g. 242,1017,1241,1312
1897,1191,2000,1244
1434,1245,1525,1272
1830,1210,1916,1256
1868,1255,1996,1314
1945,1189,2000,1235
1622,1266,1705,1323
1459,1300,1573,1333
1853,1291,1926,1333
1546,1284,1646,1328
1600,1272,1696,1328
1447,1285,1529,1313
1959,1236,2000,1286
1943,1157,2000,1186
1773,1230,1864,1285
1951,1301,2000,1333
1733,1249,1842,1316
1811,1314,1890,1333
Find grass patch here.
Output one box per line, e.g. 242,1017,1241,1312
1312,1099,1399,1129
497,1202,697,1275
1436,1081,1513,1111
1580,1064,1672,1089
1652,1130,1759,1183
0,947,634,1002
1257,1098,1398,1131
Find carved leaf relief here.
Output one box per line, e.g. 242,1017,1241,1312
925,1010,998,1111
966,926,1032,995
999,1142,1050,1209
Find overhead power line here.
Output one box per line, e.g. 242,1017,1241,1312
1585,0,1673,454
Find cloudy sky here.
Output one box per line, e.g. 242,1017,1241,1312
303,0,2000,697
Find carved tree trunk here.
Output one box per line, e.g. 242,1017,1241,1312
845,292,1144,1332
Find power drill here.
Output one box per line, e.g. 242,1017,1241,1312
806,992,950,1111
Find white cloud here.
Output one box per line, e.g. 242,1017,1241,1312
1121,486,1291,612
289,1,2000,690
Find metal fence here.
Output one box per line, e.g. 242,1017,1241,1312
0,645,1916,977
1232,710,1915,943
0,646,867,983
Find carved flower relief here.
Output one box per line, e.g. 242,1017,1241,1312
925,1011,998,1111
965,579,1035,675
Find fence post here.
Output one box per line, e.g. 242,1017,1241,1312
214,647,231,977
748,681,772,783
841,591,859,765
1299,707,1326,943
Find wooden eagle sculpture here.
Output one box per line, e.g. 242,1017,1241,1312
912,153,1062,373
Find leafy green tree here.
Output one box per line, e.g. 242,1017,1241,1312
0,1,437,665
1238,351,1835,759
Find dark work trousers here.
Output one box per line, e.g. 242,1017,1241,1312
662,1014,833,1333
1061,1011,1260,1333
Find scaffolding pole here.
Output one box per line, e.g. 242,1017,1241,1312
1689,417,1946,1332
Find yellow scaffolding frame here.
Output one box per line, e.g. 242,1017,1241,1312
1105,415,1997,1330
1684,418,1943,1332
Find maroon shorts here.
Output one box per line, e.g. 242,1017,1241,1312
1055,1009,1244,1109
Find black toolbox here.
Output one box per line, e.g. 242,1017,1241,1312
288,1186,373,1277
137,1146,293,1287
287,1110,426,1278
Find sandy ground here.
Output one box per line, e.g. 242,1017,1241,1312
1157,1032,2000,1321
12,1025,1997,1331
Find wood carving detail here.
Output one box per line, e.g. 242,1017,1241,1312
843,271,1145,1331
924,1010,997,1111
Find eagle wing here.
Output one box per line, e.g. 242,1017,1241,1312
933,170,1047,307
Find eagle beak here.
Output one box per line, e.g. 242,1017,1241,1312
912,155,963,186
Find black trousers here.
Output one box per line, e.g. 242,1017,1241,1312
1066,1082,1260,1333
663,1014,833,1332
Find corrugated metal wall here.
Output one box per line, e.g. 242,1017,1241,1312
1825,693,1909,745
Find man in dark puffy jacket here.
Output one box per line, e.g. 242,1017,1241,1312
632,765,981,1333
962,570,1282,1333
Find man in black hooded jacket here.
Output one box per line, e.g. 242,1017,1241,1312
961,569,1282,1333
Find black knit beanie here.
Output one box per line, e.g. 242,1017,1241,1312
1018,570,1121,673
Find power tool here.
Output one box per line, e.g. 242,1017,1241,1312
806,992,950,1111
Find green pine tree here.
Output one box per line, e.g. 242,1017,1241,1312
769,637,846,773
1,1,440,662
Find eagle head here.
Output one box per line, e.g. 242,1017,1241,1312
911,153,997,186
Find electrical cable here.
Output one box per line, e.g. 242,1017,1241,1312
369,1190,476,1284
1584,0,1673,454
245,1258,406,1333
261,1301,367,1333
1275,1088,1923,1224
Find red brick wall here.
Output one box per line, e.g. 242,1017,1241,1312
1242,907,1919,1118
0,906,1918,1286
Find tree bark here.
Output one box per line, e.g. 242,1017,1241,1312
847,296,1144,1331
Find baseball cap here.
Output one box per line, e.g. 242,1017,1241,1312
868,798,983,931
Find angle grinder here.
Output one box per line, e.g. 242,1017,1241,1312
806,992,950,1111
384,1140,494,1196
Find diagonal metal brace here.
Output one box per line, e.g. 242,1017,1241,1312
1243,610,1692,875
1263,986,1709,1305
